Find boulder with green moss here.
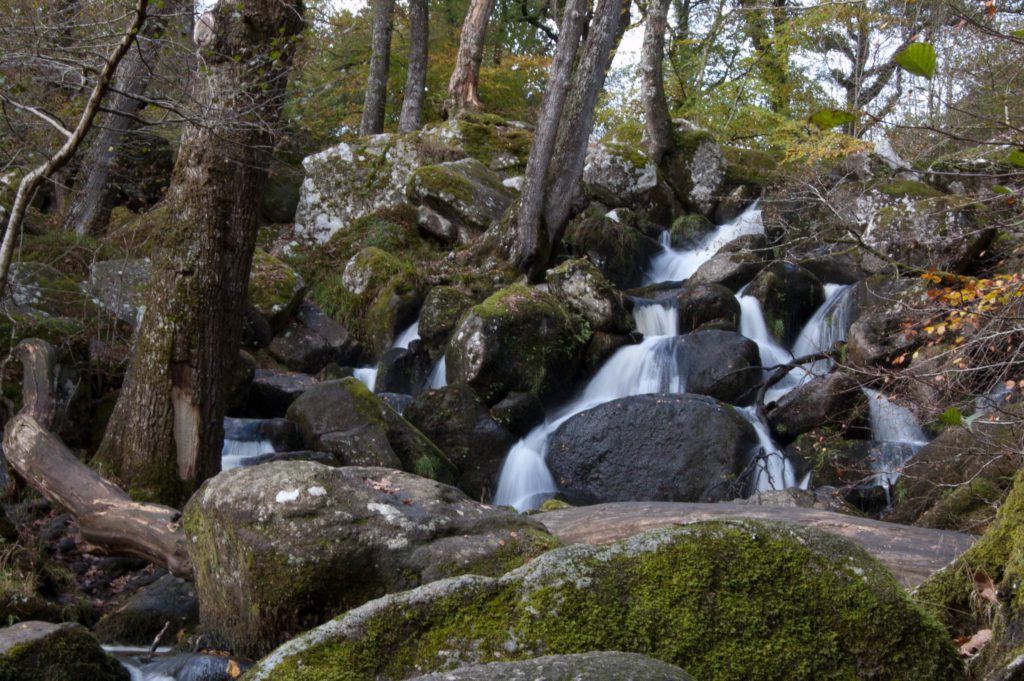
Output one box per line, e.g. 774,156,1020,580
336,247,423,356
545,258,632,334
669,212,715,249
745,262,825,347
183,462,558,658
561,212,662,289
660,128,727,217
0,621,128,681
419,286,475,359
582,140,681,225
6,262,93,319
245,520,963,681
248,249,305,333
407,158,514,245
286,377,456,482
446,285,589,405
85,259,151,326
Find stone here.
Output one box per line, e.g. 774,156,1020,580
582,331,634,373
548,393,757,503
128,653,250,681
85,259,151,326
661,129,727,217
668,212,715,249
375,342,432,396
0,621,128,681
846,276,930,367
672,281,740,333
94,575,198,646
340,247,422,356
224,417,302,452
582,140,681,224
676,330,761,404
419,286,475,359
403,653,695,681
269,302,360,374
767,371,867,441
446,285,588,405
561,212,662,289
545,257,632,334
247,370,317,418
715,184,754,224
690,233,771,290
404,385,517,501
406,158,514,244
246,521,962,681
226,351,256,415
182,462,557,657
286,377,456,481
489,391,545,438
248,250,306,334
745,262,826,347
783,428,876,490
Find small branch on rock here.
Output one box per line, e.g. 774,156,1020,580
752,350,838,421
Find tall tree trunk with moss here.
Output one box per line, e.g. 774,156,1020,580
61,0,186,236
93,0,304,506
361,0,395,135
445,0,496,116
740,0,790,115
397,0,428,132
642,0,672,165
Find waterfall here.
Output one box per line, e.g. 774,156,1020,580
392,320,420,350
863,387,929,490
633,299,679,337
791,283,855,375
739,406,802,493
646,202,764,284
427,356,447,390
353,366,378,392
221,417,276,470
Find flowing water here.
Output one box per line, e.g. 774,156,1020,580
646,204,764,284
427,356,447,390
863,387,929,491
221,417,276,470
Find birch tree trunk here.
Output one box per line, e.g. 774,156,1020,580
398,0,428,133
93,0,304,506
642,0,672,165
445,0,496,116
360,0,396,135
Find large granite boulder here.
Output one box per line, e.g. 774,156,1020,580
548,393,758,503
561,212,662,289
404,653,695,681
446,285,589,405
846,276,930,367
676,330,761,404
745,261,825,347
85,259,151,326
673,281,740,332
182,463,558,657
94,574,198,646
660,128,727,217
407,158,514,245
766,371,867,441
246,521,962,681
403,385,517,501
339,247,423,356
545,257,632,334
268,302,359,374
0,621,128,681
247,369,317,418
582,138,681,224
248,249,306,334
418,286,475,359
286,378,456,482
690,233,771,290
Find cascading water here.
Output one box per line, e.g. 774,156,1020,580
392,320,420,350
862,387,929,492
353,366,378,392
221,418,276,470
739,406,801,492
646,202,763,284
427,356,447,390
353,319,423,393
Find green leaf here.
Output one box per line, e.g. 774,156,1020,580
1008,150,1024,168
809,109,856,129
938,407,963,427
1012,29,1024,38
895,42,937,79
992,185,1012,194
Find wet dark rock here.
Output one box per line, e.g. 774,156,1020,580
490,392,545,438
375,342,432,395
668,213,715,249
241,304,274,349
269,302,359,374
583,332,634,373
0,621,127,681
548,393,757,503
561,212,663,289
226,351,256,415
246,370,317,418
404,652,695,680
672,281,740,333
676,330,761,404
767,372,867,441
377,392,414,414
94,575,198,646
419,286,475,359
746,262,826,347
133,653,250,681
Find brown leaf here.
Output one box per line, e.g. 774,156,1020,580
227,659,242,678
957,629,992,657
974,570,998,604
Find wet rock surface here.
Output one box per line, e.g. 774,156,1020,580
403,652,696,681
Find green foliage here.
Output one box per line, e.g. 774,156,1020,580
894,42,937,79
809,109,856,130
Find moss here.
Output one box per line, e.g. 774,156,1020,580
0,623,126,681
456,120,532,171
878,180,944,199
722,146,781,190
253,521,962,681
248,249,304,329
18,229,125,279
919,477,1003,532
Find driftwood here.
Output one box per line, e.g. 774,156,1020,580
3,340,192,577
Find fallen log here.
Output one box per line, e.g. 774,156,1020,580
3,340,192,577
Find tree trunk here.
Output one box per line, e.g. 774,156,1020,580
445,0,496,116
542,0,627,245
739,0,790,115
642,0,672,165
4,340,191,576
397,0,428,133
361,0,396,135
61,0,182,236
93,0,304,506
504,0,589,275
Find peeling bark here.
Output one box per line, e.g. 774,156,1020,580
445,0,496,116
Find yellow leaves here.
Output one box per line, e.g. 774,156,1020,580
227,659,242,678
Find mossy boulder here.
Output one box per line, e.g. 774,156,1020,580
446,285,589,405
449,113,533,173
94,574,198,646
5,262,93,319
286,378,456,482
668,213,715,249
582,138,682,225
245,520,963,681
660,129,727,217
0,621,128,681
846,276,930,367
745,262,825,347
85,259,151,326
419,286,475,360
405,652,694,680
766,371,867,442
183,462,558,658
268,302,360,374
783,428,876,489
545,258,632,334
561,212,662,289
248,249,305,334
407,158,514,244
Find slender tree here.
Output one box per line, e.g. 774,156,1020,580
642,0,673,164
398,0,429,132
361,0,396,134
446,0,497,115
93,0,304,505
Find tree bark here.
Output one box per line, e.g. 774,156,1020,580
504,0,589,275
3,340,192,577
361,0,396,135
397,0,428,133
61,0,183,236
542,0,627,245
93,0,304,506
642,0,672,165
445,0,497,116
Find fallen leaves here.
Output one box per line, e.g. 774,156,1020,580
974,570,998,604
364,477,401,494
956,629,992,657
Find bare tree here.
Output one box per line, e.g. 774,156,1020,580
398,0,429,132
642,0,673,163
93,0,304,505
361,0,396,135
446,0,497,116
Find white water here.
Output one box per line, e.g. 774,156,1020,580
222,439,276,470
353,366,378,392
105,647,175,681
392,320,420,349
863,387,928,489
427,356,447,390
645,203,764,283
740,406,800,492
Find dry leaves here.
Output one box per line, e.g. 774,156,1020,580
364,477,401,494
974,570,998,604
956,629,992,657
227,659,242,678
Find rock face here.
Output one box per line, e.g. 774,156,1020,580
85,259,151,326
676,330,761,404
404,653,695,681
846,276,929,366
561,212,662,289
766,371,866,441
548,394,757,503
673,282,740,333
94,574,199,646
582,141,680,224
745,262,825,347
246,521,962,681
375,342,432,396
404,385,517,501
247,370,317,418
286,378,456,482
545,257,632,334
340,247,423,356
660,129,727,217
407,158,513,244
268,302,359,374
418,286,474,359
182,462,557,657
690,233,771,290
446,285,588,405
0,621,128,681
